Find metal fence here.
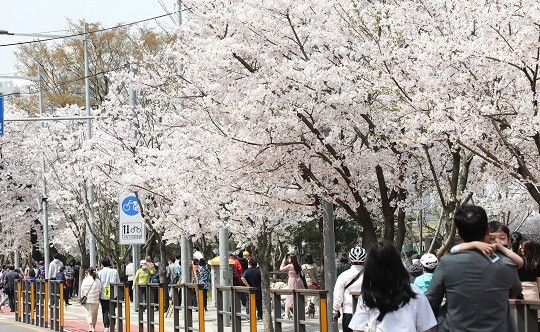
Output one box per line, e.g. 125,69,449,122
15,279,65,332
170,283,205,332
271,288,328,332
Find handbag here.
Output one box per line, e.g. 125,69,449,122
80,279,95,305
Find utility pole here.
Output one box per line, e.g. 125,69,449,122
84,24,97,268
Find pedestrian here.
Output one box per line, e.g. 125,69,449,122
97,257,120,332
413,254,438,293
195,258,211,311
55,266,71,305
332,246,366,332
336,252,351,277
48,254,64,280
65,260,75,300
241,257,262,320
518,240,540,300
2,266,21,312
348,242,437,331
133,260,151,304
125,261,134,302
279,253,304,319
193,247,204,260
80,267,102,332
427,205,522,331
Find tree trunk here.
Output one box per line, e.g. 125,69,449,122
258,228,274,332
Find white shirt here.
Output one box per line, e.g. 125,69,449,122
348,284,437,332
333,265,364,314
193,251,204,260
125,263,134,281
97,267,120,300
48,259,64,279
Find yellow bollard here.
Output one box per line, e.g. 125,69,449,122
125,283,131,332
60,282,64,330
249,291,257,332
31,282,35,324
159,284,165,332
319,295,328,332
17,280,22,319
198,286,205,332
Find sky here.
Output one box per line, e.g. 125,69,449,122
0,0,177,75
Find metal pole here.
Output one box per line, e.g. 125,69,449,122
219,228,230,327
322,201,337,332
129,62,139,311
132,244,140,311
38,66,50,277
84,24,96,267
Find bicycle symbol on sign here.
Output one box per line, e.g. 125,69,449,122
121,196,141,216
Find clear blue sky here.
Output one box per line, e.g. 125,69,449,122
0,0,176,74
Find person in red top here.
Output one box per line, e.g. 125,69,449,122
230,253,247,307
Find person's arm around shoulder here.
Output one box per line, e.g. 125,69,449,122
451,241,494,256
494,243,524,269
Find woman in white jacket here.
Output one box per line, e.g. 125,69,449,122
80,267,102,332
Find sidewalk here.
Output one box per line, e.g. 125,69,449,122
1,301,330,332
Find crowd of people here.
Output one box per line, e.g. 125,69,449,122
331,204,539,332
1,207,538,331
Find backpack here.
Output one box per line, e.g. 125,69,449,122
172,266,181,284
150,271,160,283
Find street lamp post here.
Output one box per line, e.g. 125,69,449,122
1,28,97,268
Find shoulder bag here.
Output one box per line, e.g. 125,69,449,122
80,279,95,305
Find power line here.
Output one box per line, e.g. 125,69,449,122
0,63,129,98
0,12,177,48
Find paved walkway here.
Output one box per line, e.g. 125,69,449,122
0,302,331,332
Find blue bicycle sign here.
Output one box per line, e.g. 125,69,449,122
121,196,140,216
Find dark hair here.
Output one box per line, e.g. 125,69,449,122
338,252,349,263
192,259,199,265
53,253,61,260
59,266,65,272
289,255,302,274
362,242,416,314
88,267,97,279
248,257,257,267
454,205,488,242
522,241,540,272
489,222,510,237
168,256,176,263
304,254,314,264
510,232,523,254
198,258,207,266
101,257,111,267
28,269,36,277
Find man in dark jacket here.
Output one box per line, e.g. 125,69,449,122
3,266,21,312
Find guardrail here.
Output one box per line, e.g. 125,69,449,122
215,285,258,332
510,299,540,332
271,288,328,332
110,282,131,332
15,279,64,331
170,283,205,332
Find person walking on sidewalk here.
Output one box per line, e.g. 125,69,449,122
2,266,21,312
97,257,120,332
80,267,102,332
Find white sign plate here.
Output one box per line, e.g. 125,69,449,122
119,193,145,245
